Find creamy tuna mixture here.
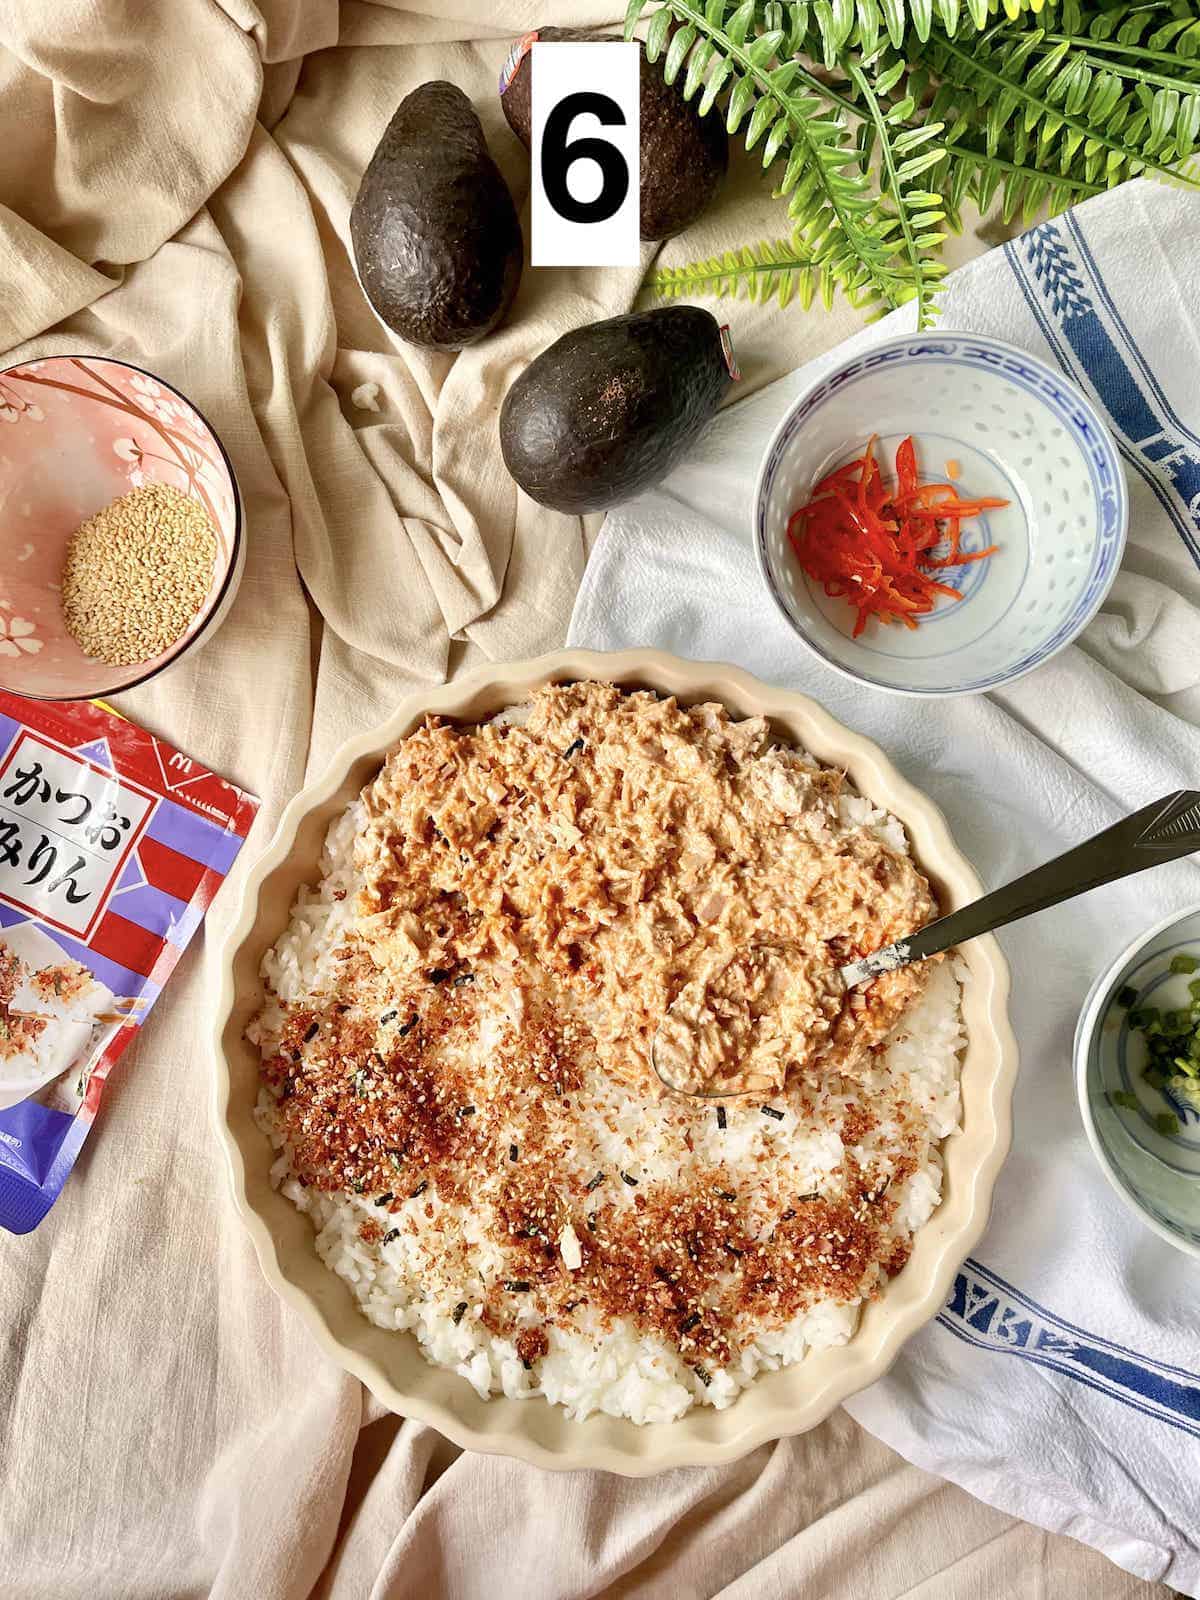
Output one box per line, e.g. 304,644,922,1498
250,683,963,1422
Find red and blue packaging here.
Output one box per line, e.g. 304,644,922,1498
0,692,258,1233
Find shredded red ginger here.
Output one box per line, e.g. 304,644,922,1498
787,435,1007,638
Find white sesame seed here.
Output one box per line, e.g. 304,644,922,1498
60,482,217,665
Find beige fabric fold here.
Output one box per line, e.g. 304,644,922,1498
0,3,1174,1596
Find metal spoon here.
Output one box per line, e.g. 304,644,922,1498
652,788,1200,1097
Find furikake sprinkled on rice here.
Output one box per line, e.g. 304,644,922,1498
250,680,966,1426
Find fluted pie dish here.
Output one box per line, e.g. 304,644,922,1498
213,649,1016,1473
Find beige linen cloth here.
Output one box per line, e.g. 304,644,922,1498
0,5,1178,1598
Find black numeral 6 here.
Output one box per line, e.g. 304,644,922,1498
541,91,630,225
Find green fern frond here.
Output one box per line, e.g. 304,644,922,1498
643,0,925,314
649,238,820,307
760,0,1065,62
1057,2,1200,61
847,59,949,326
947,145,1101,221
628,0,1200,325
923,27,1200,189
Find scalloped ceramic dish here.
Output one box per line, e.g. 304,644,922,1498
213,649,1018,1474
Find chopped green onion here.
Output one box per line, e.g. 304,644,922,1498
1117,984,1138,1009
1109,1089,1139,1111
1123,971,1200,1130
1168,1075,1200,1114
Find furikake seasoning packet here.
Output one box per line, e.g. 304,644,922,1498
0,692,258,1232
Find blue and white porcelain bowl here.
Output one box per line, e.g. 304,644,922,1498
753,331,1128,696
1075,903,1200,1259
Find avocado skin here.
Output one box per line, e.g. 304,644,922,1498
500,28,727,242
499,306,731,514
352,81,523,350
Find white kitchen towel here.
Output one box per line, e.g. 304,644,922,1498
568,179,1200,1595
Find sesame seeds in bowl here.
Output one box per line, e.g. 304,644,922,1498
0,355,243,700
61,484,219,668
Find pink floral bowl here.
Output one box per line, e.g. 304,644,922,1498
0,355,243,700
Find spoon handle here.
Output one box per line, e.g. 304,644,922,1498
841,789,1200,989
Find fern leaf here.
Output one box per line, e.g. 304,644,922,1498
647,238,818,308
847,59,947,326
627,0,1200,327
645,5,674,59
624,0,653,37
927,29,1200,189
629,0,920,312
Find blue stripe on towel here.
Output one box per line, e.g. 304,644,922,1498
1004,221,1200,568
1065,212,1200,454
941,224,1200,1427
938,1259,1200,1439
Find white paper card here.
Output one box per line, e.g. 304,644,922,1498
530,41,640,268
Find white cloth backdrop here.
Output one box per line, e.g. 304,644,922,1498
0,0,1186,1591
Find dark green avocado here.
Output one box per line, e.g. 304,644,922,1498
500,28,727,242
351,81,523,350
499,306,734,514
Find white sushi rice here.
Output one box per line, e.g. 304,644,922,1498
251,768,965,1425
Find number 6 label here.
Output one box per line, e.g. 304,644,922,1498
531,41,640,268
